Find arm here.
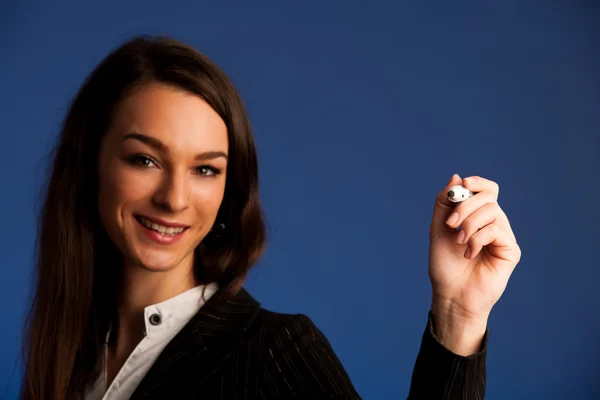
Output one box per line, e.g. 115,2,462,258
408,312,487,399
419,174,520,398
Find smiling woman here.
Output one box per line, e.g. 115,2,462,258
19,35,517,400
20,36,268,399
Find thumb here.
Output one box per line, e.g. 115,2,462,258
429,173,463,241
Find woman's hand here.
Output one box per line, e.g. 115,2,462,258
428,174,521,355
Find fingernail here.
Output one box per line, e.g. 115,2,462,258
446,212,459,225
457,230,465,244
464,247,471,258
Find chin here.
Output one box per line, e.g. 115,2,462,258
131,247,191,272
139,259,179,272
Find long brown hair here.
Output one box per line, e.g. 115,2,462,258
20,35,267,400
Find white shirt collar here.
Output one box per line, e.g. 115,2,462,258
106,282,219,342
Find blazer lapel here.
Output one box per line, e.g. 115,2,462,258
129,286,262,399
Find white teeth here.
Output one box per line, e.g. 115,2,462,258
139,217,185,236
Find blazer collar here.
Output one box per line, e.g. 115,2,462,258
130,286,261,399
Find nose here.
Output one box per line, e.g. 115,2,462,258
153,172,190,212
448,190,454,198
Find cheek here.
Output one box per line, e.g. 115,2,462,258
98,162,156,229
190,180,226,218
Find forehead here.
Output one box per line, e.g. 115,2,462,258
107,83,228,153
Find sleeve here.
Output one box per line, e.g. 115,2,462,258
258,312,487,400
407,312,488,399
259,314,362,399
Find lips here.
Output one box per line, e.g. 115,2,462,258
134,215,190,243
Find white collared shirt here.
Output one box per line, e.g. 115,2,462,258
84,283,219,400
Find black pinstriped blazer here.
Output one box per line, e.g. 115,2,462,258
128,288,488,399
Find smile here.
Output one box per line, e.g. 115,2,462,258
138,216,186,235
134,215,189,244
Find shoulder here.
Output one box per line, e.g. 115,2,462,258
247,308,361,399
254,308,322,336
251,308,334,352
193,287,361,397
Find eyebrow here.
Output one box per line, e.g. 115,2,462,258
122,132,228,161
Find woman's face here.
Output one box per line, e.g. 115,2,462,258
97,82,228,273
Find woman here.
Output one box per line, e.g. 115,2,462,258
20,35,521,399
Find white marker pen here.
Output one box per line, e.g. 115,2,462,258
447,185,475,203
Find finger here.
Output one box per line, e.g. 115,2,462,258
445,176,516,241
446,188,517,244
445,191,497,230
430,173,463,241
462,175,499,201
455,202,501,245
459,203,517,244
494,209,517,243
464,223,521,266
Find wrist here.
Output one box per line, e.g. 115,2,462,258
430,299,489,356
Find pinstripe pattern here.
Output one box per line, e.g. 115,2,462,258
407,312,487,399
127,288,487,399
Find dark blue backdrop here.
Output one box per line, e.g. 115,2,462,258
1,2,599,399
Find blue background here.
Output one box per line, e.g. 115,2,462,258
1,1,599,399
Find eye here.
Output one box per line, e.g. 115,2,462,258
128,155,157,168
196,166,221,177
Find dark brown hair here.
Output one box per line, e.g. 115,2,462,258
20,35,267,400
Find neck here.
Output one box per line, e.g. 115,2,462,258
110,258,198,354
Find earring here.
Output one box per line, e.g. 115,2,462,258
205,222,225,244
211,223,225,239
